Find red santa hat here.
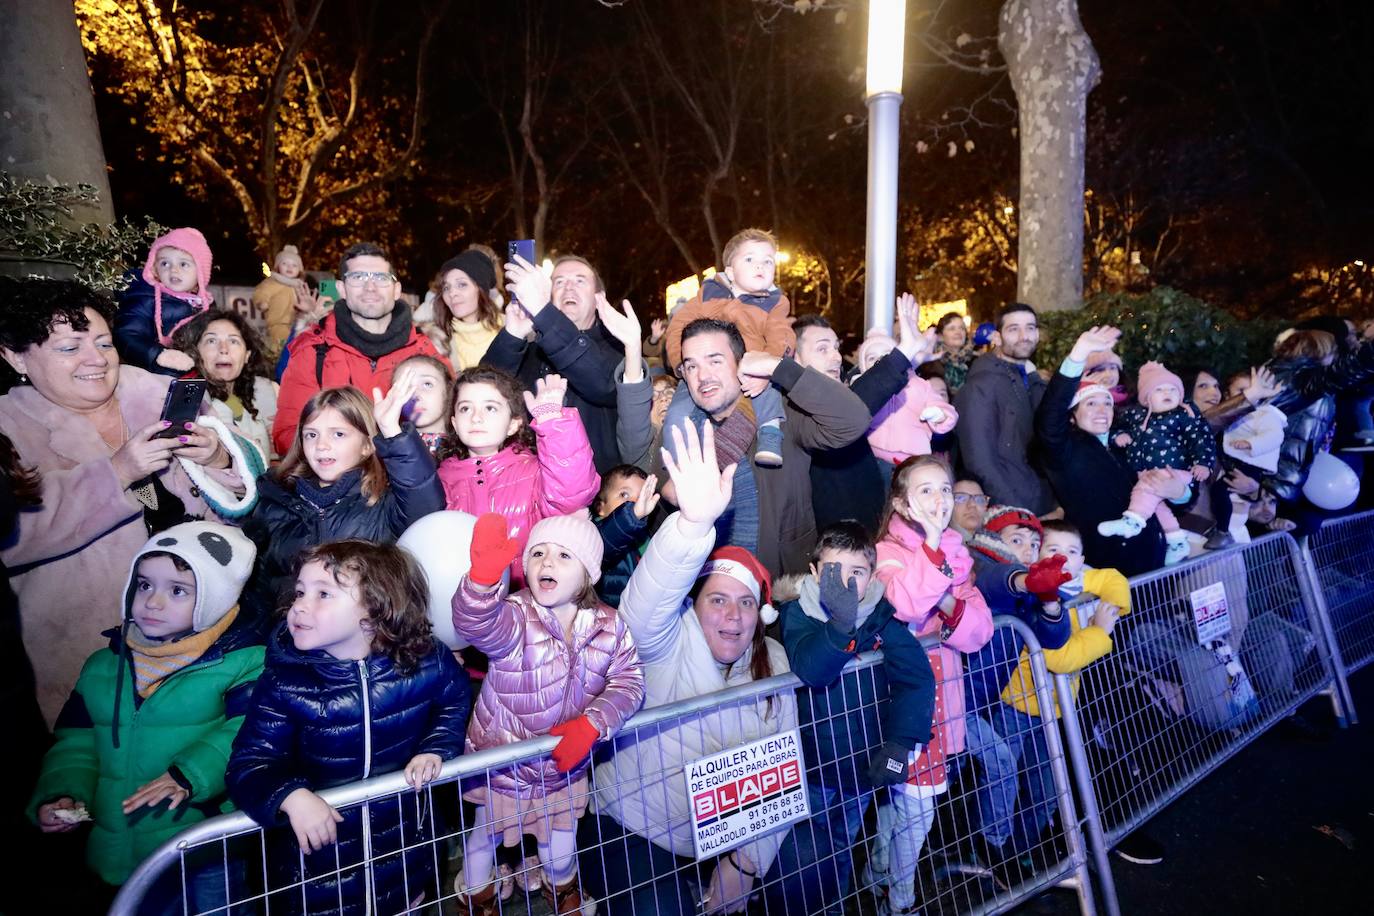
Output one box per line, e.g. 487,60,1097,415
1069,378,1113,409
696,546,777,624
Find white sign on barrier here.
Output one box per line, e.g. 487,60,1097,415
1189,581,1232,644
685,729,810,860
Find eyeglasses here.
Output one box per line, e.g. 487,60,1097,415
953,493,989,506
342,271,395,286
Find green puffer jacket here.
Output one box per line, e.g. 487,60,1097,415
27,615,264,886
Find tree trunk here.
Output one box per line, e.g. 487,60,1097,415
0,0,115,224
999,0,1100,310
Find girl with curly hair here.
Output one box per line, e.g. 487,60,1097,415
227,538,471,915
436,366,600,587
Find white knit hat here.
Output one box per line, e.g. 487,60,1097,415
124,521,256,632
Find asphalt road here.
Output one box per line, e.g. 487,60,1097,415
1019,673,1374,915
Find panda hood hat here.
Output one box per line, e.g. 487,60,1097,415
124,521,257,632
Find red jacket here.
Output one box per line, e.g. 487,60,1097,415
272,312,445,456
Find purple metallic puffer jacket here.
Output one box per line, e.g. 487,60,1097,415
452,577,645,796
438,407,601,585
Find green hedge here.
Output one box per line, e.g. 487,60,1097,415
1037,287,1285,382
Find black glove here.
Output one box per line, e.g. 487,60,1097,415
820,562,861,637
866,741,912,787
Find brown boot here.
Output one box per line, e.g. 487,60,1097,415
453,877,500,916
541,876,595,915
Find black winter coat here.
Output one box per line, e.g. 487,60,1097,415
810,347,907,533
243,425,444,615
1035,369,1166,576
226,625,471,916
955,353,1055,514
482,307,625,475
1263,347,1374,501
596,501,649,609
113,275,207,375
780,590,935,797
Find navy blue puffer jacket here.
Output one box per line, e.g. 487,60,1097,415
242,424,445,616
114,274,208,375
227,624,471,916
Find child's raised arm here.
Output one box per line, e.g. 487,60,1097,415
451,513,528,659
527,374,601,515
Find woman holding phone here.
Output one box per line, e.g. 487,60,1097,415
0,277,255,727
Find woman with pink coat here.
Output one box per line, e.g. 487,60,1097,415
451,510,644,916
436,365,600,585
855,330,959,466
868,454,993,915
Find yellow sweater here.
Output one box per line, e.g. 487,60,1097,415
447,319,501,371
1001,567,1131,719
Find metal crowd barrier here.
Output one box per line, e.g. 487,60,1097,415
1302,508,1374,679
110,618,1094,916
1053,530,1357,915
108,526,1374,916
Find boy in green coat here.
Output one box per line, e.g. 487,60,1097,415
29,521,263,910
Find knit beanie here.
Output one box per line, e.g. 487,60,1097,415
123,521,256,632
1084,350,1123,374
983,505,1043,537
274,244,303,272
1136,361,1183,406
969,530,1020,566
1069,379,1113,409
440,249,498,295
857,330,897,372
142,227,215,345
524,510,604,584
697,545,777,624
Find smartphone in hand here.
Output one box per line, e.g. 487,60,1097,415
155,378,208,438
507,239,535,265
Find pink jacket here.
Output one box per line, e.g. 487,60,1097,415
438,407,600,584
452,577,644,796
0,367,245,725
866,374,959,465
876,519,993,768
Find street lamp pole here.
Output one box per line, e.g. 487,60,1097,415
864,0,906,334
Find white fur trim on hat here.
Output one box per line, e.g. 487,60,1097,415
698,558,777,624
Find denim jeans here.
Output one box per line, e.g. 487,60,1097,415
985,702,1058,854
962,711,1022,850
764,782,870,916
865,788,937,912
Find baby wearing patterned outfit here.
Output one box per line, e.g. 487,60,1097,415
1098,361,1216,566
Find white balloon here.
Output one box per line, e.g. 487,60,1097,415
398,511,477,650
1302,452,1361,511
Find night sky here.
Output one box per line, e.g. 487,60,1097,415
86,0,1374,330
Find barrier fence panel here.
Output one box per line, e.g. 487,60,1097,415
110,620,1100,916
1060,533,1342,854
1304,508,1374,678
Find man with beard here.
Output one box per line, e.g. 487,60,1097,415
273,242,445,455
482,254,625,474
954,303,1056,514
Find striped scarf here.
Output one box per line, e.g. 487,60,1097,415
125,606,239,698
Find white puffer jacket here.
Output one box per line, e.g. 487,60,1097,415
591,512,797,871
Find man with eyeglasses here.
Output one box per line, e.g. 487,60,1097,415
481,254,626,474
951,480,991,541
272,242,445,455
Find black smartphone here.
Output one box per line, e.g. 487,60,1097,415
507,239,536,265
156,378,208,438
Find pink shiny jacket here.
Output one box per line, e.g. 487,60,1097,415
452,577,645,796
876,518,993,766
438,407,600,584
866,374,959,466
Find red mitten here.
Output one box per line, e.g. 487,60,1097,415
468,513,521,587
548,715,600,773
1024,554,1070,602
